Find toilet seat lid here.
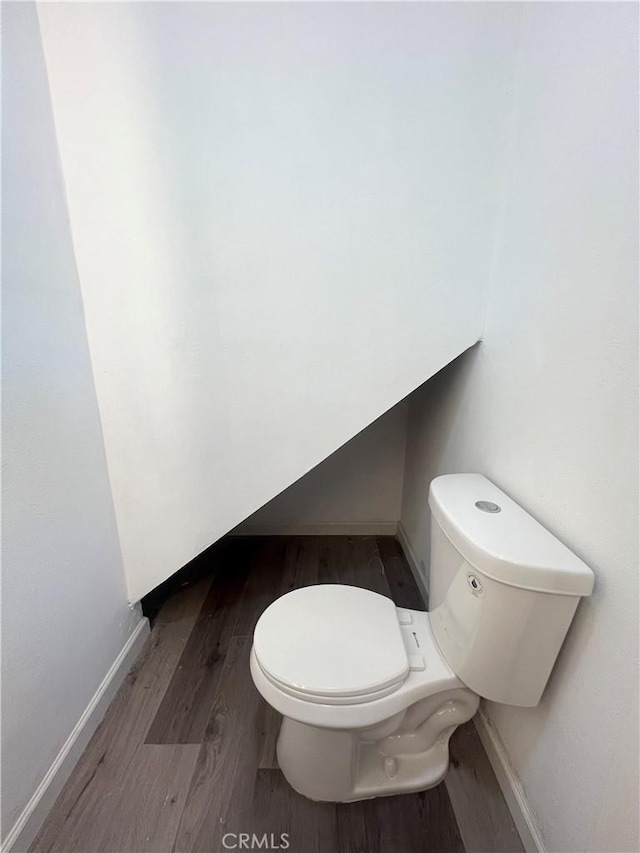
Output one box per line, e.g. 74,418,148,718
253,585,409,701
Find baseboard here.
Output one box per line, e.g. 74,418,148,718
396,522,429,605
231,522,399,536
2,617,150,853
474,709,546,853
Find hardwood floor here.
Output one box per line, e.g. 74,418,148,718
31,536,524,853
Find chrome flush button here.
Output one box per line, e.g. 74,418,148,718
475,500,501,513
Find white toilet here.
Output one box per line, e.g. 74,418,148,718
250,473,594,803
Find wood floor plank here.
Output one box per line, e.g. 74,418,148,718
374,794,427,853
145,553,251,744
234,536,320,637
251,769,327,853
30,622,194,852
155,575,214,626
377,537,426,610
257,703,281,770
324,784,464,853
446,721,525,853
232,537,289,637
316,536,342,585
279,536,320,594
34,744,200,853
336,536,393,597
333,799,374,853
173,636,263,852
95,744,200,853
413,786,467,853
321,785,464,853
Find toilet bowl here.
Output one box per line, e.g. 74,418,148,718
250,473,595,803
250,585,479,801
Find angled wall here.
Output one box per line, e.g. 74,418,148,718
37,2,522,600
233,401,408,535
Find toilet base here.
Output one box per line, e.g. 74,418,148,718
275,688,479,803
350,739,451,801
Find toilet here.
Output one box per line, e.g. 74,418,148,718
250,473,595,803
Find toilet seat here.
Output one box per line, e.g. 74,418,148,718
253,585,410,704
255,663,407,705
251,593,470,730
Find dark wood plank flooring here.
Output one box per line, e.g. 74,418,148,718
31,536,523,853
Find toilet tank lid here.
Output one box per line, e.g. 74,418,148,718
428,474,595,596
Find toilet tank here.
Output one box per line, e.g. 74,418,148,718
428,474,595,707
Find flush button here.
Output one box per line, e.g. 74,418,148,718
475,500,501,513
398,610,413,625
408,654,425,671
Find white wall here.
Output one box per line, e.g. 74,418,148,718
401,5,639,852
234,402,407,533
37,2,521,600
1,5,141,843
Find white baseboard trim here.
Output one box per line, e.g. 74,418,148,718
396,522,429,606
231,522,399,537
2,617,150,853
474,709,546,853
